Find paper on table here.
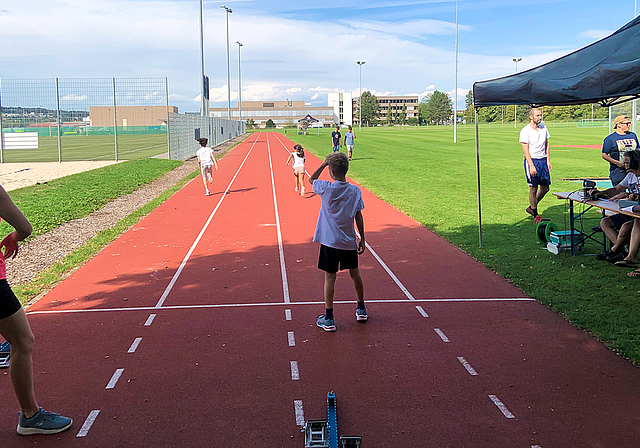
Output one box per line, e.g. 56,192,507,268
622,206,635,213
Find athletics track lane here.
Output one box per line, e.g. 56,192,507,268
1,132,640,446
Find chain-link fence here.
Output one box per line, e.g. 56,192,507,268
168,113,245,161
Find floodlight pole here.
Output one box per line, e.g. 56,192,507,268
634,1,638,134
221,5,233,120
513,58,522,129
454,0,459,143
236,41,243,122
357,61,365,130
199,0,207,117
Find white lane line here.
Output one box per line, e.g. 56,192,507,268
434,328,450,343
288,331,295,347
144,314,156,326
106,368,124,389
457,356,478,376
531,445,542,448
489,394,516,419
154,134,261,308
27,297,536,316
415,305,429,317
127,337,142,354
291,361,300,380
272,132,312,177
76,410,100,437
285,309,292,321
266,133,291,304
294,400,305,426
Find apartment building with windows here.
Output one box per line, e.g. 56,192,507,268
209,101,336,128
327,92,353,126
352,95,419,125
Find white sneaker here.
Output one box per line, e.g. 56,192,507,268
205,190,211,196
295,187,299,192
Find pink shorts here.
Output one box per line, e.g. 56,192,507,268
293,166,305,175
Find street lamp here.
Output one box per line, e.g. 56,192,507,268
236,41,243,122
221,5,233,120
513,58,522,128
357,61,365,130
199,0,207,117
454,0,459,143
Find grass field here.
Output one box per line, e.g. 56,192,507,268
275,124,640,364
1,134,168,162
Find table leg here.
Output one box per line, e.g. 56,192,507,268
570,199,575,256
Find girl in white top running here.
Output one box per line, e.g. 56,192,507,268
196,137,218,196
286,144,306,196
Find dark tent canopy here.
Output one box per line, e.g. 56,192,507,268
298,114,319,123
473,16,640,108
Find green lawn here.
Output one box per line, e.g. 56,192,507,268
282,124,640,364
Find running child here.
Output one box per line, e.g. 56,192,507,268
286,144,307,196
196,137,219,196
0,185,72,435
309,153,367,332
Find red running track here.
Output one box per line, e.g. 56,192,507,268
1,132,640,447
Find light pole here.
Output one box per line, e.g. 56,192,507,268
236,41,243,122
454,0,459,143
513,58,522,128
357,61,365,130
221,5,233,120
634,0,638,133
199,0,207,117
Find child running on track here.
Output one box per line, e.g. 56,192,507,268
0,185,72,435
286,144,306,196
309,153,367,332
196,137,219,196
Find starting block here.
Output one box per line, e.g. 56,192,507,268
303,392,362,448
0,341,9,369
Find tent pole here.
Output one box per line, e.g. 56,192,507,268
475,107,482,248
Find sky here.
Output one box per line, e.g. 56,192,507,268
0,0,635,113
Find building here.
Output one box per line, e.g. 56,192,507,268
209,101,336,128
327,92,353,126
352,95,419,125
90,106,177,127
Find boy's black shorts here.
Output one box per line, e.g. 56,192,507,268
318,244,358,273
609,213,634,229
0,279,21,320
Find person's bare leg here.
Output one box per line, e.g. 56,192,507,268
612,220,632,252
0,309,39,418
537,185,550,204
349,268,364,304
601,217,620,248
529,186,539,209
201,175,208,193
299,173,305,195
622,219,640,263
324,272,336,310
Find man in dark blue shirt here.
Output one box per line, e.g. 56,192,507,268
331,126,341,153
602,115,639,185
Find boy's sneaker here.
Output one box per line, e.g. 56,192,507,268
17,408,72,435
316,314,336,332
526,206,535,217
355,306,368,322
205,190,211,196
534,215,543,224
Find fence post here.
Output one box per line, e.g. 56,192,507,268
166,77,171,159
113,77,118,162
56,78,62,162
0,82,4,163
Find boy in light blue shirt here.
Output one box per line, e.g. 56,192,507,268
343,126,356,160
309,153,367,331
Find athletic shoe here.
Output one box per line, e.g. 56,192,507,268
205,190,211,196
295,187,299,192
316,314,336,332
300,187,305,195
534,215,543,224
607,251,628,263
17,408,72,436
355,306,368,322
526,206,536,217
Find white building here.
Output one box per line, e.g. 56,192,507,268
328,92,353,126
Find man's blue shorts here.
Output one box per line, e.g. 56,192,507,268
525,158,551,187
332,145,340,153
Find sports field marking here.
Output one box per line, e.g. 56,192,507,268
294,400,305,426
489,394,516,419
434,328,450,343
266,133,291,303
106,368,124,389
27,297,535,316
127,337,142,354
144,314,156,326
290,361,300,380
288,331,296,347
154,133,260,308
415,305,429,317
531,445,542,448
285,309,292,320
76,410,100,438
457,356,478,376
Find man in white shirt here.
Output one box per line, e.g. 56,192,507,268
520,108,551,223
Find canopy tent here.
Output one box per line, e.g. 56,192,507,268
470,16,640,246
298,114,320,135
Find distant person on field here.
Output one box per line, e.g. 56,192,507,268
0,186,72,435
331,125,342,153
602,115,639,186
309,153,367,332
196,137,219,196
286,144,306,196
344,126,356,160
520,107,551,223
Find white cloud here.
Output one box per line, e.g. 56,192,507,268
348,19,472,38
60,94,88,101
578,29,612,41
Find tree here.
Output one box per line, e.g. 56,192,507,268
245,118,255,129
407,117,419,126
464,91,474,124
418,98,429,124
358,91,380,127
398,104,407,125
265,119,275,128
424,90,453,125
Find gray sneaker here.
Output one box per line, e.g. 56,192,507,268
355,306,368,322
17,408,72,435
316,314,336,332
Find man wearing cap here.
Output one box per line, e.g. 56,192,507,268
602,115,639,186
